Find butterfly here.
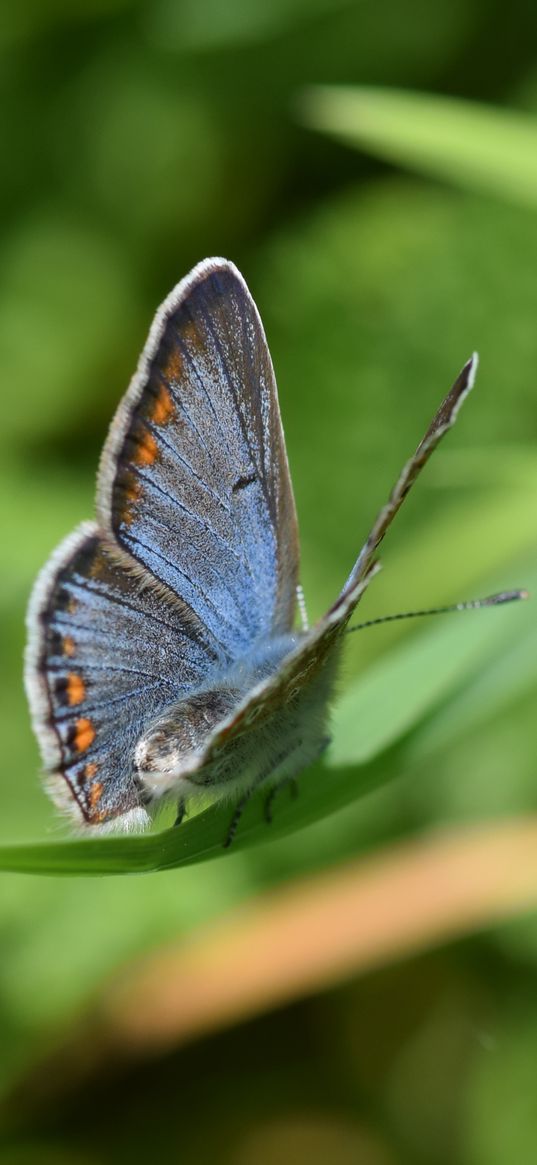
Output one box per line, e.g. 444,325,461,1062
25,257,476,844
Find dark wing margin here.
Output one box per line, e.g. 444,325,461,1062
96,258,300,652
337,353,478,607
24,523,216,830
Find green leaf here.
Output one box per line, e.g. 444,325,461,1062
300,85,537,209
410,618,537,762
0,757,382,877
331,584,532,768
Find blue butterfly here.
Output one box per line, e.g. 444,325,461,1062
25,258,476,842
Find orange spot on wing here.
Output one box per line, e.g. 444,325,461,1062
134,430,158,467
88,780,104,808
151,384,174,425
67,674,86,705
181,320,200,348
125,477,142,503
119,473,142,525
162,348,182,381
85,762,99,779
74,717,95,753
63,635,75,657
88,547,107,580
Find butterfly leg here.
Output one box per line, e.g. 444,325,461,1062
223,786,257,849
264,777,299,824
223,746,294,848
224,734,332,848
263,734,331,824
173,798,187,828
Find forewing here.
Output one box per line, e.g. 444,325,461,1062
25,523,217,828
97,258,299,655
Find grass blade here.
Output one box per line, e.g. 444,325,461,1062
300,85,537,208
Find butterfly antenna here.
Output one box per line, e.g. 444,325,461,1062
347,589,529,634
296,583,309,631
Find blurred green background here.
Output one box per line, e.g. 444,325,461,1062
2,0,537,1161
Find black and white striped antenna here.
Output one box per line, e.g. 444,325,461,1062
348,589,529,634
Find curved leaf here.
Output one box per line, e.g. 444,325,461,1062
301,86,537,209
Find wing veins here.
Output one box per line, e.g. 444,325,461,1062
129,461,255,582
139,421,231,514
193,295,276,609
125,514,254,628
67,574,215,654
124,532,238,652
154,368,213,461
53,680,174,721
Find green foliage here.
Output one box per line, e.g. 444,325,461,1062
2,1,537,1158
301,85,537,208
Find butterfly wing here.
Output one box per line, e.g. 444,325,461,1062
172,354,478,780
97,258,300,654
25,523,218,828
